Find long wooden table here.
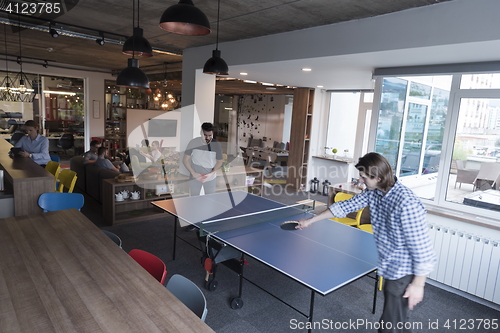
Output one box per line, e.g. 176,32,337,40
0,209,214,333
0,138,54,216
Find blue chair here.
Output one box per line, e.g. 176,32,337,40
50,155,61,162
38,193,84,212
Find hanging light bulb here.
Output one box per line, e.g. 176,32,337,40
18,79,27,93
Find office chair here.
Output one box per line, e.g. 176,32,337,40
50,155,61,162
128,249,167,285
166,274,208,322
9,132,25,145
57,133,75,156
38,193,84,212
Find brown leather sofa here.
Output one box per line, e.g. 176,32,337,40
70,156,118,203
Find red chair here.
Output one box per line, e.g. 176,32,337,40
128,249,167,285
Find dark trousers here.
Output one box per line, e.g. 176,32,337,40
379,275,414,333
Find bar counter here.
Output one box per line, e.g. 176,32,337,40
0,138,54,216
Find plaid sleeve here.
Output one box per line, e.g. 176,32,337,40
399,198,437,276
329,191,369,218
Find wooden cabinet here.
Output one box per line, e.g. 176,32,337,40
287,87,314,191
102,166,264,225
104,82,146,158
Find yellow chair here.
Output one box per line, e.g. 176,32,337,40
330,192,364,227
57,169,77,193
45,161,61,191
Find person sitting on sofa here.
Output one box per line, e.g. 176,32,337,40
95,146,130,174
84,140,129,172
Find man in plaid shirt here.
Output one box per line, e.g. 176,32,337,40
297,152,436,333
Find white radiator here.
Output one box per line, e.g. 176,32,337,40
428,224,500,305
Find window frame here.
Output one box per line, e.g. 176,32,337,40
372,74,500,222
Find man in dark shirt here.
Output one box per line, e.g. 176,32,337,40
95,146,129,174
182,123,223,196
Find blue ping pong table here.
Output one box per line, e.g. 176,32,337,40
152,191,378,329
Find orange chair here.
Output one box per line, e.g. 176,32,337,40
128,249,167,285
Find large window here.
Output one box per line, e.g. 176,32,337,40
374,74,500,218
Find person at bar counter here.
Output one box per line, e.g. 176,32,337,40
296,152,436,333
183,122,223,196
14,120,51,166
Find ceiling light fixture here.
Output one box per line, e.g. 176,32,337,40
43,90,76,96
96,32,105,46
49,22,58,38
12,15,35,102
117,1,149,89
203,0,228,75
240,72,248,76
0,24,15,101
123,0,152,57
116,58,150,89
159,0,211,36
302,68,312,72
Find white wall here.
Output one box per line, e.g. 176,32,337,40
126,109,180,151
325,92,361,156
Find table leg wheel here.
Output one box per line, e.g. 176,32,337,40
230,297,243,309
206,279,218,291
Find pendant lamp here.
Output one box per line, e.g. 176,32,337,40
116,58,150,89
0,25,15,101
159,0,211,36
12,16,35,102
123,0,152,57
203,0,228,75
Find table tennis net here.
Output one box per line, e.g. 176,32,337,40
199,202,310,236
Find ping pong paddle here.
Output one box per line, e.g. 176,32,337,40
280,220,299,230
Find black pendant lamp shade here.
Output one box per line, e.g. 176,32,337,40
203,49,228,75
203,0,228,75
117,58,150,89
122,27,152,57
159,0,211,36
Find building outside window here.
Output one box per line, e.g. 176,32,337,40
374,73,500,219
